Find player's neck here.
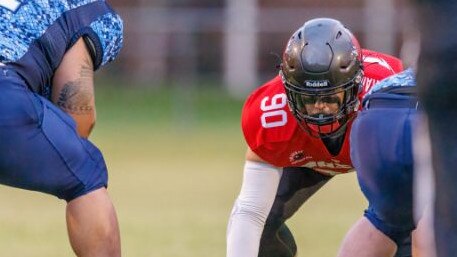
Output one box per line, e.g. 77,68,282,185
321,130,346,156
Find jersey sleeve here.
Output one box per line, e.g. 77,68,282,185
70,2,124,70
241,76,298,166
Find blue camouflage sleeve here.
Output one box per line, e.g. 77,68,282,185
365,68,416,97
90,12,124,67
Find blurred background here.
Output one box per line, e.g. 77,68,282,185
108,0,418,97
0,0,419,256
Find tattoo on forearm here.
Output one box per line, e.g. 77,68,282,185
56,81,94,115
80,57,93,79
56,58,94,115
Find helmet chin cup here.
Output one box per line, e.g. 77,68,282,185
309,122,337,135
299,117,342,138
300,118,349,139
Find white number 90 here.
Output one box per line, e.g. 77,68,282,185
260,93,288,128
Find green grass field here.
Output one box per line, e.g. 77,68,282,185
0,84,367,257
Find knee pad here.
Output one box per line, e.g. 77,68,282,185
393,235,412,257
259,224,297,257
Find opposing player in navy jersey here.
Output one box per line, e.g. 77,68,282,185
0,1,123,256
226,18,405,257
335,69,435,257
413,1,457,256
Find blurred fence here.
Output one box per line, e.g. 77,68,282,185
111,2,418,97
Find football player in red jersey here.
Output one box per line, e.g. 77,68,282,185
226,18,404,257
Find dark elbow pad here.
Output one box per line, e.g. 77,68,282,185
82,35,97,69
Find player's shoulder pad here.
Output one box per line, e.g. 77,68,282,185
360,49,404,96
241,75,297,160
365,68,416,96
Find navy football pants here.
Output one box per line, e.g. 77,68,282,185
0,66,108,201
351,93,418,255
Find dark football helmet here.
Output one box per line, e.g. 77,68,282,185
280,18,363,138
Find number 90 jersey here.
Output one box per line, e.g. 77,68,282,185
242,49,403,176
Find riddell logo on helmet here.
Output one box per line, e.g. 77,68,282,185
305,80,329,87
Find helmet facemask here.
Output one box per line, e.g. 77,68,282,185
282,70,362,138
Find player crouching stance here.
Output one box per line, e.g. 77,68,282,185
226,18,405,257
0,1,123,256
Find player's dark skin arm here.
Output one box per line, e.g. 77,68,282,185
52,38,96,138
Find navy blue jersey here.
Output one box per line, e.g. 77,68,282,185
0,0,123,94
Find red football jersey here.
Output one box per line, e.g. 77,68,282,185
241,49,403,175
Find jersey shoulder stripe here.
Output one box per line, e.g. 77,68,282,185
360,49,404,96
